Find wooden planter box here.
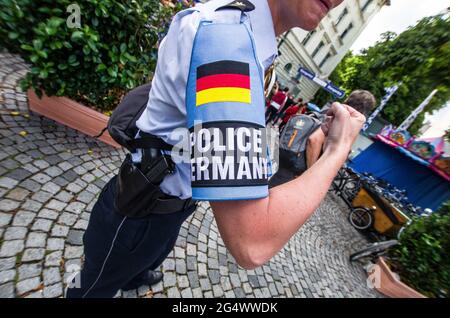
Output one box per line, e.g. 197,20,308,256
27,89,120,148
371,257,427,298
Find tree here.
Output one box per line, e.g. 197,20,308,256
314,13,450,135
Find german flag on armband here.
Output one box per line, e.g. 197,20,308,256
196,60,251,107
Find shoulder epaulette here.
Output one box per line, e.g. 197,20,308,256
216,0,256,12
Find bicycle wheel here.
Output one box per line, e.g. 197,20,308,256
348,207,373,231
349,240,399,262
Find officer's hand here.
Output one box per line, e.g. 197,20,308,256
321,102,366,155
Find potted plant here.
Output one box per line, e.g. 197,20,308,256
372,202,449,298
0,0,182,147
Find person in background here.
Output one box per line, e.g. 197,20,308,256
306,90,376,168
279,98,303,131
266,87,289,125
273,93,296,126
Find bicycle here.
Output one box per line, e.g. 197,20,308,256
349,211,432,262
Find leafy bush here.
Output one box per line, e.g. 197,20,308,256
0,0,182,112
389,202,450,297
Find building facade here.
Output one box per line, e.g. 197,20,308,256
276,0,390,102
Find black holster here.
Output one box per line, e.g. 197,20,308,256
114,152,195,218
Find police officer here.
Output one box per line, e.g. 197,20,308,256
66,0,365,298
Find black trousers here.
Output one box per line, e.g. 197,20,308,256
265,106,279,124
66,176,195,298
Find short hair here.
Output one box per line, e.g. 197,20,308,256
344,90,376,116
283,87,289,93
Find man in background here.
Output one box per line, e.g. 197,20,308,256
306,90,376,168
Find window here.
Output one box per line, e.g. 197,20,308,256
284,63,293,73
340,22,354,40
319,52,332,68
361,0,373,12
311,41,325,58
302,30,316,46
335,7,348,27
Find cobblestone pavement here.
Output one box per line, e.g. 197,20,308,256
0,53,380,298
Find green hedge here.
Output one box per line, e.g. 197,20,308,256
389,202,450,298
0,0,182,112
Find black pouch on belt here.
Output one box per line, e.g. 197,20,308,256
114,153,175,218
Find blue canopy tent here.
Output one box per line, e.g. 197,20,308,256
349,139,450,211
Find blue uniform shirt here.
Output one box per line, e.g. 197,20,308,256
136,0,277,199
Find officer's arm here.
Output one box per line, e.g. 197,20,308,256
210,146,346,269
306,128,326,168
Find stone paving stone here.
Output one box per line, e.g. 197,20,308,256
46,238,65,251
177,275,189,289
0,282,14,298
54,191,73,203
192,287,203,298
21,199,43,211
64,246,83,259
45,251,63,267
18,263,42,280
0,257,16,271
45,199,67,211
31,218,53,232
199,278,211,291
41,182,61,195
65,202,86,214
0,177,18,189
0,199,21,212
44,167,63,178
66,230,84,245
0,213,12,227
0,240,24,257
51,224,70,238
43,283,63,298
163,272,176,288
21,248,46,262
175,259,187,275
5,168,32,182
37,209,59,220
19,179,40,193
43,267,61,286
33,160,49,169
66,183,83,194
167,286,181,298
180,288,193,298
57,212,77,226
16,277,41,295
187,271,200,289
3,226,27,240
31,173,52,184
0,269,15,285
26,232,47,248
73,219,88,230
6,188,30,201
31,191,53,203
76,190,95,204
198,263,207,278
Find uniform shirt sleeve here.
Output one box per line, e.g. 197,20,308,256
136,9,203,200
